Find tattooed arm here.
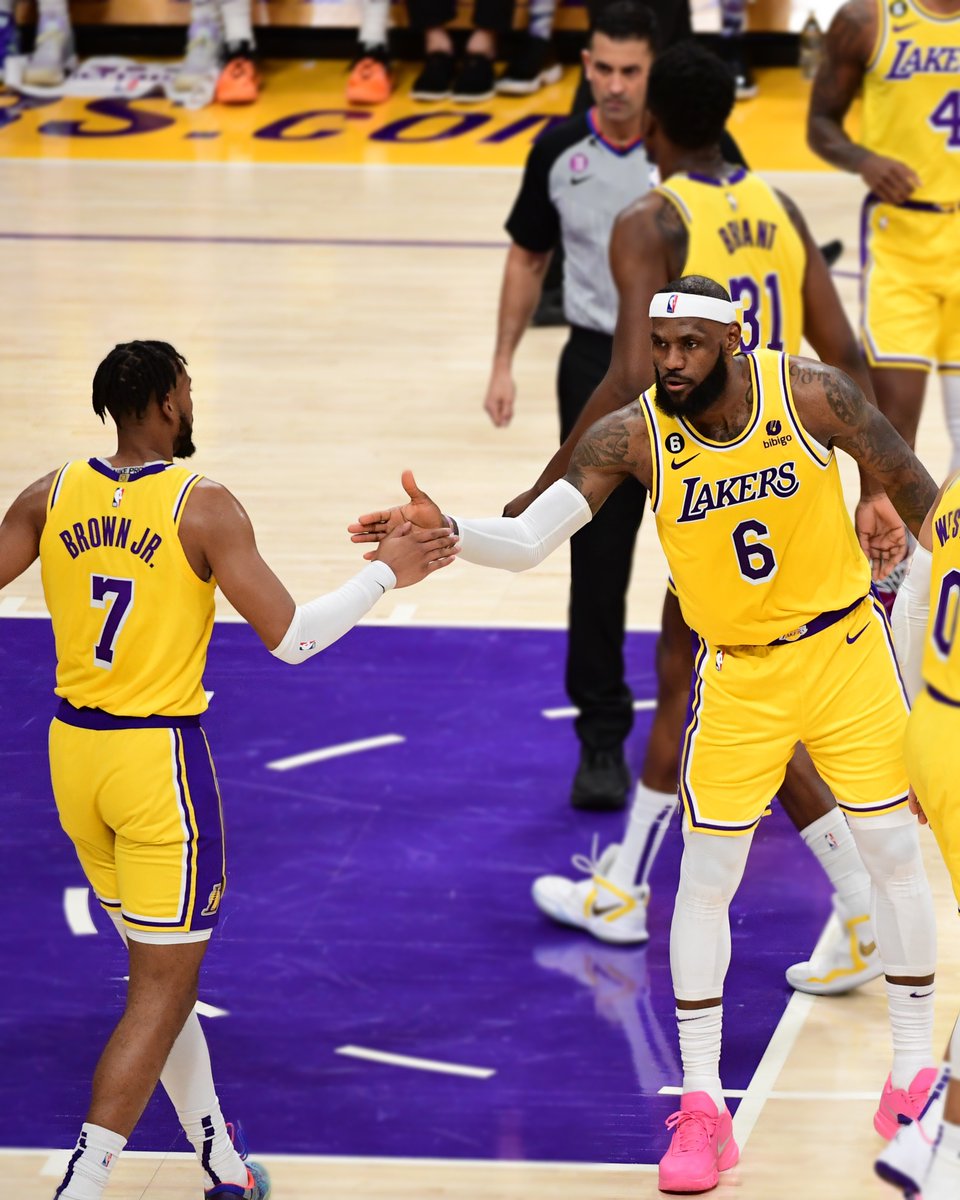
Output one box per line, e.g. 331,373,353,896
807,0,920,202
564,402,653,513
503,196,680,516
790,357,937,537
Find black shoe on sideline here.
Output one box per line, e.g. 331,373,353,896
571,747,630,811
452,54,496,103
819,238,844,267
497,35,563,95
412,51,455,101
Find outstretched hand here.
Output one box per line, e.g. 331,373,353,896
372,520,459,587
348,470,445,555
855,492,907,581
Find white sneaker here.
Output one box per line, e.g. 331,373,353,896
785,895,883,995
23,17,76,86
875,1067,948,1196
174,22,222,93
532,839,650,944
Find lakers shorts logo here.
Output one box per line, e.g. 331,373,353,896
201,881,224,917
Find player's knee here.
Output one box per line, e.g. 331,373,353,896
852,821,927,894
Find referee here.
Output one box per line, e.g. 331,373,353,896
481,0,655,810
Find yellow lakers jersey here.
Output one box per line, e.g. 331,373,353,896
638,349,870,645
39,459,216,717
864,0,960,203
922,473,960,700
655,169,807,356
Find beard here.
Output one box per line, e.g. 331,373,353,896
173,413,195,459
654,348,729,420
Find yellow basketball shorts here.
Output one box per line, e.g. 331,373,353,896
905,687,960,909
861,199,960,373
680,594,911,836
49,702,226,940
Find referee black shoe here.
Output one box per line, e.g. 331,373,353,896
412,51,455,101
571,747,630,811
452,53,496,103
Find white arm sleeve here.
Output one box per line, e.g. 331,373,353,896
452,479,592,572
270,561,396,665
891,544,932,704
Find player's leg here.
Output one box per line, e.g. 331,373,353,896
870,365,927,453
346,0,393,105
175,0,224,94
496,0,560,97
453,0,514,102
936,223,960,473
803,597,937,1135
215,0,259,104
23,0,75,87
409,0,458,101
779,746,881,995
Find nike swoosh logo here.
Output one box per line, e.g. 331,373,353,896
846,624,868,644
571,176,593,185
677,1014,709,1023
892,21,918,31
376,583,385,595
670,455,699,470
592,902,620,916
858,940,876,957
718,1136,731,1154
910,990,934,998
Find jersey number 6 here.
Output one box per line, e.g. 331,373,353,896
91,574,135,669
732,520,778,584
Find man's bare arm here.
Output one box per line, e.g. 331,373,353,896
483,242,553,428
564,402,653,514
514,199,676,507
0,473,55,591
790,358,937,536
808,0,920,202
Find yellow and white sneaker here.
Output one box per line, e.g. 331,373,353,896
785,896,883,996
532,840,650,944
23,16,76,86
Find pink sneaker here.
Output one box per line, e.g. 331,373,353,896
658,1091,739,1194
874,1068,938,1139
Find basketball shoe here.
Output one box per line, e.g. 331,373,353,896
532,840,649,944
175,22,222,94
23,15,75,86
216,43,259,104
204,1123,271,1198
875,1065,949,1195
785,896,882,995
658,1092,739,1194
875,1067,938,1140
346,47,391,104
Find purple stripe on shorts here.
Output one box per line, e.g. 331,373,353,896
768,594,866,646
927,683,960,708
837,792,909,814
56,700,201,730
178,726,226,931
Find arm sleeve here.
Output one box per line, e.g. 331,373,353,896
452,479,591,572
891,545,932,704
505,139,560,254
270,561,396,665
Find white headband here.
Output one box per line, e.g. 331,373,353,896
649,292,738,323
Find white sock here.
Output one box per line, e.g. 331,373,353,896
677,1005,724,1109
887,982,936,1088
189,0,221,39
220,0,254,48
527,0,556,41
162,1013,248,1188
38,0,69,20
799,809,873,919
54,1124,126,1200
358,0,389,51
607,782,676,892
941,373,960,475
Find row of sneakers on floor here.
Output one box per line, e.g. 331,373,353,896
348,37,561,106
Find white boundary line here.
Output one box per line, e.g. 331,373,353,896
335,1045,494,1079
63,887,97,935
0,1147,657,1174
266,734,404,771
543,698,657,719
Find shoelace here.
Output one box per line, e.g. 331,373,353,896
664,1108,714,1152
570,833,604,877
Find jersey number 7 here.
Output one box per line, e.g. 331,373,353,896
90,574,135,669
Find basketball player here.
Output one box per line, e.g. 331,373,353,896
516,41,898,999
809,0,960,472
876,474,960,1199
350,274,940,1192
0,341,457,1200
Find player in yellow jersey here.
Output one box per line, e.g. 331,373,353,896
507,42,900,1002
350,274,941,1192
809,0,960,473
876,472,960,1199
0,341,457,1200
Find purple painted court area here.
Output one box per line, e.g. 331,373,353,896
0,618,830,1163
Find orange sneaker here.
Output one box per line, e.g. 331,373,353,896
346,54,392,105
216,54,260,105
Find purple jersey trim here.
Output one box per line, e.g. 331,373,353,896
585,108,645,157
86,458,173,481
684,168,747,187
927,683,960,708
55,699,201,730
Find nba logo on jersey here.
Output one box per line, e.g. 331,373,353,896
715,649,724,672
112,487,124,508
667,294,679,313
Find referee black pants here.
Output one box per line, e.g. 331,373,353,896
558,326,647,753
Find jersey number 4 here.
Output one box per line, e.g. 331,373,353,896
91,574,135,669
930,93,960,149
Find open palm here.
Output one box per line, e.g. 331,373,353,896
348,470,445,552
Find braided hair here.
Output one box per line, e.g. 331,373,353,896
91,341,187,426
